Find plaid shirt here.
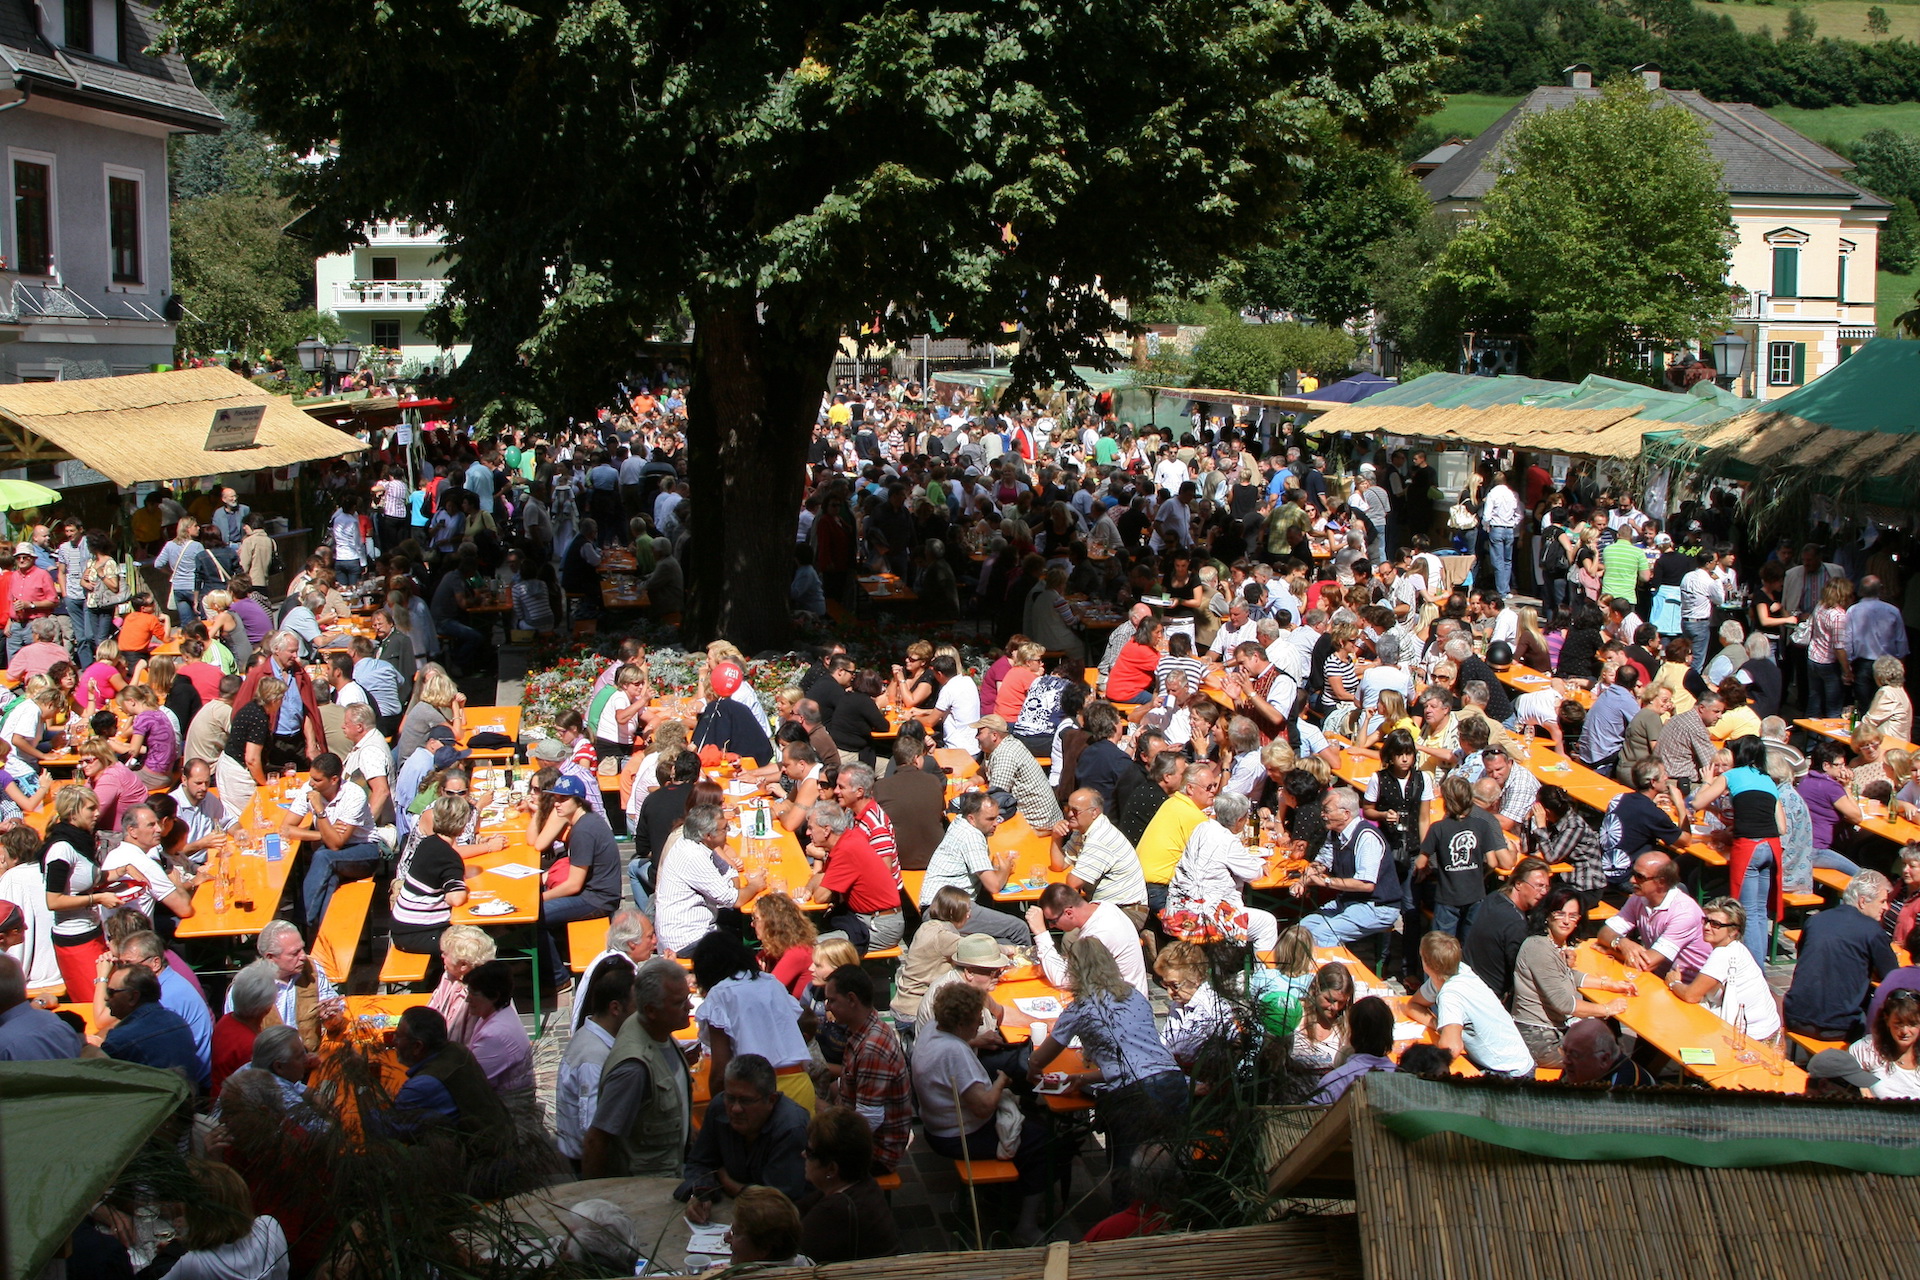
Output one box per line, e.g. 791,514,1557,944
1534,810,1606,893
837,1013,914,1172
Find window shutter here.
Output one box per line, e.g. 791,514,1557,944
1838,254,1848,305
1773,247,1799,298
1792,342,1806,385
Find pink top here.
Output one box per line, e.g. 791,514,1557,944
81,661,120,714
428,973,481,1044
466,1003,535,1093
92,762,148,832
6,641,69,681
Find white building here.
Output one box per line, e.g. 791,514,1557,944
0,0,222,382
313,220,469,372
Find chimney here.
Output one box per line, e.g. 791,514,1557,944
1634,62,1663,90
1564,63,1593,90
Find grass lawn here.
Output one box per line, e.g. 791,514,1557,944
1426,94,1520,140
1760,101,1920,149
1880,269,1918,333
1706,0,1920,43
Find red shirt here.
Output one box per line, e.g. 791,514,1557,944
1108,640,1161,702
210,1012,261,1096
180,661,224,703
822,825,899,913
851,798,901,887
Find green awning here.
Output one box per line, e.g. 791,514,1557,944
1,1060,191,1279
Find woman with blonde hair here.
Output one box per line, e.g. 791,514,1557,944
397,664,464,761
1515,605,1552,673
1807,576,1856,718
80,637,128,716
115,683,180,789
1864,656,1913,745
886,640,936,711
889,885,971,1022
146,652,194,736
625,717,688,827
707,639,768,728
167,1157,289,1280
754,891,819,999
200,588,245,670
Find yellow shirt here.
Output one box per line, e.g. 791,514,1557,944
1137,792,1207,885
1709,705,1761,744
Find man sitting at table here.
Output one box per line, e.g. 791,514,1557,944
539,775,625,993
675,1053,811,1221
574,908,660,1031
1784,870,1900,1044
802,801,905,954
919,791,1032,946
1463,856,1551,1005
1294,785,1402,950
975,714,1065,830
1053,788,1149,928
389,1005,512,1145
911,932,1037,1081
1597,851,1709,979
101,963,201,1084
820,965,914,1174
1135,758,1217,922
1027,882,1148,995
654,804,766,955
1410,932,1536,1078
279,752,379,928
230,920,341,1051
692,687,775,764
1559,1018,1656,1087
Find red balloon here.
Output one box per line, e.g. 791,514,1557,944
711,662,744,697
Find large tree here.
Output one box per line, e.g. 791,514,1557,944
162,0,1451,650
1427,78,1735,382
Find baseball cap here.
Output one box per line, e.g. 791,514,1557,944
548,774,590,800
1807,1049,1879,1089
529,737,567,763
971,714,1010,734
426,724,459,744
0,900,21,933
430,744,471,770
952,933,1012,969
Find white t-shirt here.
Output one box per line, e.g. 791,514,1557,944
1428,968,1534,1075
101,842,178,920
343,733,395,792
163,1215,289,1280
335,681,370,708
292,779,374,845
697,973,811,1069
654,833,738,953
1698,942,1781,1040
1491,608,1519,647
911,1027,991,1140
935,676,981,756
0,701,41,781
1358,663,1415,711
595,690,634,745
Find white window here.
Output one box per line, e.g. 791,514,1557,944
1768,341,1804,388
103,164,146,289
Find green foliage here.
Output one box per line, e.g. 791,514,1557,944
1428,78,1736,380
158,0,1457,648
1785,5,1820,38
170,191,328,357
1882,197,1920,273
1368,213,1464,368
1131,296,1232,326
1225,131,1431,325
1869,5,1892,35
1127,350,1195,390
1188,319,1360,393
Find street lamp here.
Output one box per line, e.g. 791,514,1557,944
294,335,362,395
1710,331,1749,394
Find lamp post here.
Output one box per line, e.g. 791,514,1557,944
295,335,362,395
1710,331,1749,395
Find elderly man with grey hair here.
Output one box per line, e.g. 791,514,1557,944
654,804,763,954
4,614,68,680
217,1024,322,1124
1294,784,1403,949
225,919,340,1050
1705,619,1748,685
1785,869,1901,1044
212,958,279,1093
582,956,694,1181
1166,790,1278,951
1359,633,1415,710
574,908,660,1031
801,800,906,953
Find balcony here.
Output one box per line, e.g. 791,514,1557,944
330,279,449,311
364,220,446,247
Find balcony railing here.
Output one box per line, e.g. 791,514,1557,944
364,220,445,246
330,279,449,309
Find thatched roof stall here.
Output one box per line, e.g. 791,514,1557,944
1272,1074,1920,1280
0,367,367,485
1683,338,1920,511
1301,402,1653,459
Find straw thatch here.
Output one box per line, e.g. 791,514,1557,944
756,1220,1363,1280
1298,402,1650,458
1144,385,1336,413
1275,1075,1920,1280
0,367,367,485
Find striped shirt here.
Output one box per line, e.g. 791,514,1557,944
850,798,902,889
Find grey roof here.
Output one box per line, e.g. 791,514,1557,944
0,1,222,131
1413,142,1464,167
1422,85,1885,208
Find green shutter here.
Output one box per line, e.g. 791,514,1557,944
1840,343,1855,363
1773,246,1799,298
1837,254,1848,305
1792,342,1806,385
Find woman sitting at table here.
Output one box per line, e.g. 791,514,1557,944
147,652,198,739
427,923,495,1041
1154,939,1234,1073
693,929,817,1110
1288,963,1353,1087
1862,657,1914,746
407,761,502,860
1030,936,1186,1213
885,640,937,715
754,891,817,1000
796,1107,901,1263
462,958,535,1093
889,885,972,1026
42,661,80,739
390,793,478,960
1666,896,1781,1044
213,676,283,819
1849,987,1920,1099
1509,887,1631,1067
1352,690,1417,759
911,981,1050,1244
1848,724,1892,795
1165,792,1278,952
1554,603,1607,687
827,670,890,770
113,684,180,790
76,738,147,834
396,667,464,764
1515,605,1552,673
202,589,248,670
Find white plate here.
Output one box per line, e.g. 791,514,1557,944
1015,996,1062,1017
724,782,758,798
469,900,516,917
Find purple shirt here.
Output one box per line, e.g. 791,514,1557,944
1608,886,1710,978
130,708,178,776
229,596,274,645
465,1003,535,1094
1797,771,1848,850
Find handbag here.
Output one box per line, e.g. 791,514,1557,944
1790,616,1814,648
1448,502,1478,531
992,1085,1025,1159
84,558,129,610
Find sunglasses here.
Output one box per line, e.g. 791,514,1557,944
1629,871,1656,883
442,788,469,796
1704,917,1736,929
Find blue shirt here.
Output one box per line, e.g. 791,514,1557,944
464,461,495,508
353,657,406,716
1847,598,1910,662
102,1001,202,1082
54,539,89,600
157,965,213,1086
394,746,438,839
156,538,205,595
1579,683,1638,764
210,505,249,549
0,1000,83,1060
270,659,305,735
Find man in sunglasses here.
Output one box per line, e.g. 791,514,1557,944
1597,851,1709,979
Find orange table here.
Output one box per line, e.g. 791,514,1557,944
987,815,1064,902
1795,717,1919,755
175,775,310,939
1570,940,1803,1091
1498,668,1596,709
933,748,978,779
1510,736,1629,811
857,574,917,603
456,800,543,927
456,705,523,761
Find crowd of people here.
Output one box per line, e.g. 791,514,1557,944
6,372,1920,1277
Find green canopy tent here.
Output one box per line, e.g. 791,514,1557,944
1,1060,191,1279
1679,338,1920,510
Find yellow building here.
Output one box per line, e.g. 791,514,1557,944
1422,65,1888,400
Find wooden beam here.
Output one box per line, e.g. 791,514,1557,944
1268,1091,1356,1196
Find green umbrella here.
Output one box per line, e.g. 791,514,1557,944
0,478,61,510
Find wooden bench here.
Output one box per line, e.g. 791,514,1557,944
1789,1031,1848,1056
1587,903,1615,922
875,1170,903,1192
1814,866,1853,894
952,1157,1020,1185
864,944,903,961
379,944,433,988
568,917,612,974
1784,890,1824,910
312,880,375,984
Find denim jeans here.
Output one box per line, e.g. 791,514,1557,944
170,593,197,631
628,855,654,915
1302,900,1400,947
1736,838,1778,966
1808,661,1847,718
439,618,486,670
64,598,94,668
1814,848,1863,877
1486,524,1516,596
1683,618,1713,672
541,891,610,988
301,839,382,927
1432,898,1482,942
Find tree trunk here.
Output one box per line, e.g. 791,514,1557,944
683,293,838,654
